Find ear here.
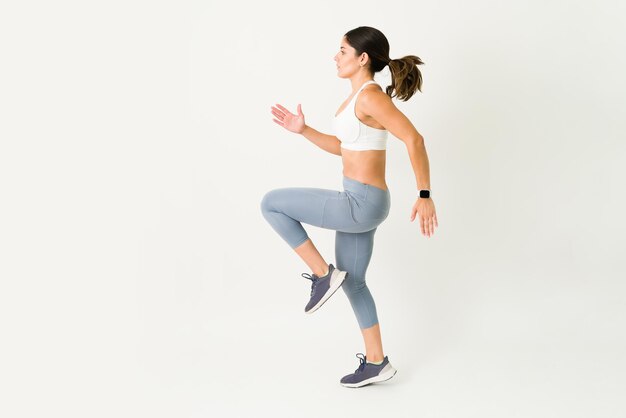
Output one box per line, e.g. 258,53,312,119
360,52,369,64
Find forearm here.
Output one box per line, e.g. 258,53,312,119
300,125,342,156
406,137,431,190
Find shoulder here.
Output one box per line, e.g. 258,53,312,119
358,84,393,110
363,82,383,94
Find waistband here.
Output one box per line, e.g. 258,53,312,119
342,175,390,194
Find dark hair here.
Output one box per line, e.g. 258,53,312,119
344,26,424,101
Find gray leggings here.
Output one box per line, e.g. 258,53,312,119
260,176,391,329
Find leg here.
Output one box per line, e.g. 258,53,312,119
294,238,329,278
361,324,384,363
335,228,385,362
260,186,357,274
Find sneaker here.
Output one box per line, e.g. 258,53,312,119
339,353,397,388
301,263,347,314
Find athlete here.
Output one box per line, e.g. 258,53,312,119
261,26,438,388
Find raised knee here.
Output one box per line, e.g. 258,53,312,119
260,190,276,214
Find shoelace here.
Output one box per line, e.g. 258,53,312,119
301,273,318,297
354,353,367,374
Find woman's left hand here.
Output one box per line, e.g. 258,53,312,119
410,198,438,238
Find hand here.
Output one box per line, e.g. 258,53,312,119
271,103,305,134
410,198,438,238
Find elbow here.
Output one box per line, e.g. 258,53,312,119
406,135,424,146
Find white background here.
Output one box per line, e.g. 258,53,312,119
1,0,625,417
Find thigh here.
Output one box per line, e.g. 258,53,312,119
262,187,354,230
335,228,377,283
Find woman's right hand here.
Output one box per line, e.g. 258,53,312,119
271,103,305,134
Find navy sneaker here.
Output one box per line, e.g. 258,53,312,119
301,263,347,314
339,353,397,388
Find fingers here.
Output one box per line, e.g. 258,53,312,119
270,108,283,122
271,108,284,121
421,217,429,237
420,216,439,238
275,103,292,115
421,216,437,238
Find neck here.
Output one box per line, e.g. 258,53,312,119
349,75,375,92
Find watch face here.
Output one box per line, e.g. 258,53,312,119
420,190,430,198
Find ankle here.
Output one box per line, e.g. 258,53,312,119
314,265,329,277
367,355,384,363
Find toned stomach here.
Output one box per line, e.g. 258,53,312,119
341,148,388,191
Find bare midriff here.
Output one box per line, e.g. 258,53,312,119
341,148,388,191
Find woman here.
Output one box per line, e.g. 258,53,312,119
261,26,438,388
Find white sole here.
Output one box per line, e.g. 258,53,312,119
340,363,398,388
305,269,347,314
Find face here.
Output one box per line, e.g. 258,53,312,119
333,37,367,78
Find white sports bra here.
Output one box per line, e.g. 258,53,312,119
332,80,388,151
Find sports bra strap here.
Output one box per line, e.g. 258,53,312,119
351,80,377,103
358,80,377,92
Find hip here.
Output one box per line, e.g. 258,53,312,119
342,175,391,222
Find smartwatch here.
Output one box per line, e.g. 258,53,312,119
419,189,430,198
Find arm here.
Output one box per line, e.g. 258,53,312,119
300,125,342,156
360,89,438,237
405,137,430,191
359,89,429,189
271,103,341,156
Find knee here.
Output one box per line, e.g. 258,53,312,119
260,189,276,214
341,276,367,295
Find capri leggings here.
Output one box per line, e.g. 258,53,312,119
260,175,391,329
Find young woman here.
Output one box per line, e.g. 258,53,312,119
261,26,438,388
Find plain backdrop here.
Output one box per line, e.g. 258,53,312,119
1,0,625,417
